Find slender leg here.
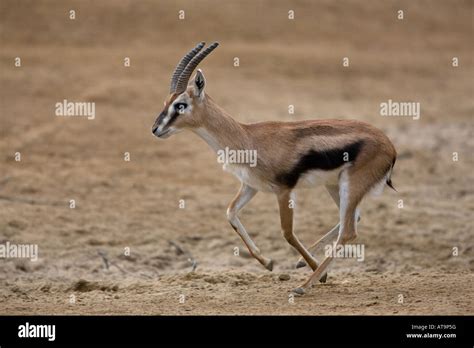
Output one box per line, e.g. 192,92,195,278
227,183,273,270
277,190,320,270
326,184,341,207
293,224,357,295
295,184,341,269
293,173,361,294
295,224,339,267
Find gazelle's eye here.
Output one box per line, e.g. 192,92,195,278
174,103,187,113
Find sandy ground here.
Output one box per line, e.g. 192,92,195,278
0,0,473,315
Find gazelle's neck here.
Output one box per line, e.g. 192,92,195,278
192,95,250,153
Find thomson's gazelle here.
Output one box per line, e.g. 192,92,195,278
152,42,397,294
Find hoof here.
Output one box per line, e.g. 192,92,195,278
319,273,328,283
295,260,306,269
292,287,305,295
264,259,274,271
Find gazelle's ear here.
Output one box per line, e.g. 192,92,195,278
193,69,206,98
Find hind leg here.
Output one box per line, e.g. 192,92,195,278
293,171,364,294
296,183,362,268
295,185,341,270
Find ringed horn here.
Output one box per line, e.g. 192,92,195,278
170,42,220,94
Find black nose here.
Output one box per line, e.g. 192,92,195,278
152,126,158,134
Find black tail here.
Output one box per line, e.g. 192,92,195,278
386,158,397,192
386,178,396,191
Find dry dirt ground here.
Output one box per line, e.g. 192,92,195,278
0,0,473,315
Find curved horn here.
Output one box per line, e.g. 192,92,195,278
170,42,205,93
175,42,219,94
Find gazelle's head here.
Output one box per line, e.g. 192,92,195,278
152,42,219,139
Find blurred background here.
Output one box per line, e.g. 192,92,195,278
0,0,472,314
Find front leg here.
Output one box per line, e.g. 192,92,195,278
277,190,319,271
227,183,273,271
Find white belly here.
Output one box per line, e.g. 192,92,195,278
223,163,346,192
295,168,343,188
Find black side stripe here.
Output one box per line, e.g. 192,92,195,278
276,140,364,188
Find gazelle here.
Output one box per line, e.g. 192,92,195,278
152,42,397,294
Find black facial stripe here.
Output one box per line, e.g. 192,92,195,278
276,141,364,188
155,108,180,130
156,111,167,125
166,111,179,127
